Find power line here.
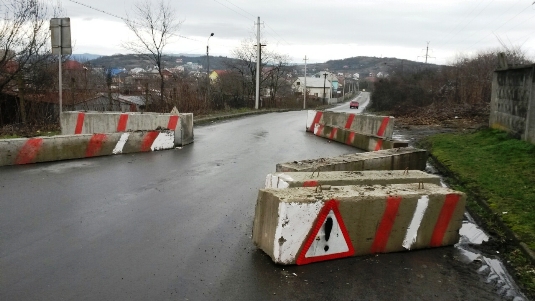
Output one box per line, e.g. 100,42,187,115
212,0,254,22
464,2,533,51
67,0,201,43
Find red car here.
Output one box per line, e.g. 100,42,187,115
349,100,359,109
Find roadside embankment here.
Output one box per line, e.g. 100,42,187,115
422,128,535,295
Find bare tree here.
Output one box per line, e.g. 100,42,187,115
123,0,182,108
0,0,54,124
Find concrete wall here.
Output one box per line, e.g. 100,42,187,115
276,147,428,172
0,130,175,167
252,184,466,265
61,111,194,146
489,64,535,144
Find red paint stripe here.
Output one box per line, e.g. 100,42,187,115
15,138,43,165
117,114,129,132
315,125,325,137
329,128,338,140
430,194,461,247
346,131,355,145
370,196,402,253
374,139,384,151
141,131,160,152
376,117,390,137
345,114,355,129
85,134,108,157
309,111,323,131
167,115,179,130
74,112,85,134
303,180,318,187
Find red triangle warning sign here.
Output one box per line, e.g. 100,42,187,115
296,199,355,265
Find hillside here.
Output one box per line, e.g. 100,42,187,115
83,53,237,71
305,56,443,77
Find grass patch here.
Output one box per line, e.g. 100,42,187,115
425,128,535,249
424,128,535,297
0,131,60,139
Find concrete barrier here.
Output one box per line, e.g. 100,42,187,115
61,111,194,146
275,147,428,172
0,130,175,167
314,123,408,151
252,184,466,265
306,110,394,140
265,170,441,189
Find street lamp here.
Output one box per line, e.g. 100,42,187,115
207,33,214,96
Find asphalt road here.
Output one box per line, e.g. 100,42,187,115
327,91,370,113
0,109,514,300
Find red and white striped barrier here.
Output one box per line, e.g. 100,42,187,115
0,130,175,167
306,110,394,141
314,123,408,151
253,184,466,265
61,111,194,146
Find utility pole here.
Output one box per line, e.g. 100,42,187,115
303,55,307,109
418,41,435,64
322,72,328,105
255,17,262,110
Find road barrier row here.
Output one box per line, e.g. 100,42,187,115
313,123,408,151
61,111,194,146
0,130,175,167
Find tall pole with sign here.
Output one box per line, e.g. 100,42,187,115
50,18,72,129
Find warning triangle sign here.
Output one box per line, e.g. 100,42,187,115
296,199,355,265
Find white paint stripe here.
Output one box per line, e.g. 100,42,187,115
313,123,321,135
151,132,175,151
273,201,323,264
112,133,130,154
402,195,430,250
306,110,317,130
265,174,290,189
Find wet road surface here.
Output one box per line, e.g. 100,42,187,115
0,110,525,300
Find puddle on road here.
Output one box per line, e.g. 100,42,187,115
421,145,528,300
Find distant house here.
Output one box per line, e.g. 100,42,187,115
293,77,332,99
209,70,229,83
313,71,338,92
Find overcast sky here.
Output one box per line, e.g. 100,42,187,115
58,0,535,65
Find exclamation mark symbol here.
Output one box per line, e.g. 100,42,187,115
324,217,333,252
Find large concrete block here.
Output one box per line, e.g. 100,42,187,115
306,110,394,140
61,111,194,146
0,131,174,167
265,170,441,189
252,184,466,265
314,123,408,151
275,147,428,172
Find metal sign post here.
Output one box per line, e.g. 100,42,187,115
50,18,72,128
